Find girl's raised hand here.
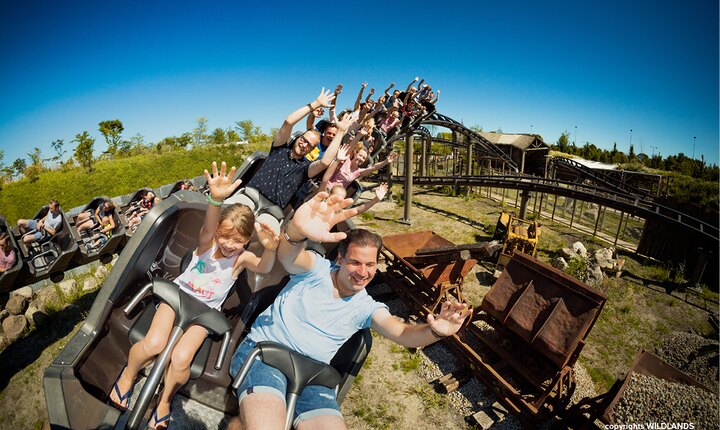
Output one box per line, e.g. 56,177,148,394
255,221,280,251
204,161,242,201
337,144,350,161
388,151,399,162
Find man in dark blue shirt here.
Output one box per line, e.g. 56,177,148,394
245,88,352,210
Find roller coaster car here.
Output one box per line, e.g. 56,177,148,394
71,197,127,265
44,169,370,430
493,212,541,277
155,180,195,199
13,205,78,284
0,215,23,293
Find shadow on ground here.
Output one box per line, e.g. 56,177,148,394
0,290,98,392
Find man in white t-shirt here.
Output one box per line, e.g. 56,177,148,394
229,192,471,430
17,199,63,244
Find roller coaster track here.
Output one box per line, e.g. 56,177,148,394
384,112,521,172
392,174,719,241
549,156,652,199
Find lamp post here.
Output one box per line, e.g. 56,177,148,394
574,125,577,146
650,145,658,157
693,136,696,160
629,129,633,153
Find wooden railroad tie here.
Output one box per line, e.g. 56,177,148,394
431,367,473,394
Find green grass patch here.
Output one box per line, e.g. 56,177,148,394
406,384,448,412
0,143,267,223
389,344,423,373
350,403,399,429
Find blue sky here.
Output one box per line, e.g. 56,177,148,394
1,0,718,167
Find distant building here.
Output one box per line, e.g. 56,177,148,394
478,132,550,175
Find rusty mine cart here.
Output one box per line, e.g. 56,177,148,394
382,230,607,426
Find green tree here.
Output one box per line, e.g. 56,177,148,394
193,117,209,146
628,144,636,162
209,127,227,145
556,131,570,153
0,150,8,188
469,124,483,133
128,133,146,155
235,119,267,143
50,139,66,164
226,129,240,143
24,147,45,182
73,131,96,172
99,119,125,155
11,158,26,178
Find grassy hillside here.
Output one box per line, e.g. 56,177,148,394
0,142,268,224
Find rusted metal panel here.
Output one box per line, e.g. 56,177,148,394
483,252,606,370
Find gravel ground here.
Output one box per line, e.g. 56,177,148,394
614,373,719,428
654,331,719,392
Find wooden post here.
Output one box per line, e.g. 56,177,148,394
420,135,428,177
551,194,558,220
402,134,414,224
569,198,577,229
614,212,624,247
593,205,602,237
537,193,544,219
519,190,531,219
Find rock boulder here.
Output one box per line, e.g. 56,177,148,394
2,315,28,342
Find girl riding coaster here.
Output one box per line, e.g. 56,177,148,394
108,161,280,429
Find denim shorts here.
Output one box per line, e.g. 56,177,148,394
229,338,342,427
26,219,45,241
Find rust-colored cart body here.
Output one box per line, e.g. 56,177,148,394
382,231,478,311
383,237,607,424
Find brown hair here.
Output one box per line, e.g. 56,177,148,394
217,204,254,239
0,232,10,251
105,201,116,212
336,228,383,260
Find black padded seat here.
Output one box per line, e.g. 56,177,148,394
239,187,284,221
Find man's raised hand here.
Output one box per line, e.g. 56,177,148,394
291,192,358,243
316,87,336,108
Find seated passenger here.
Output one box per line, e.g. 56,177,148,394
318,142,398,193
17,199,63,245
108,162,279,429
234,88,354,230
86,215,115,252
125,191,155,219
305,84,343,162
127,193,160,232
76,200,116,234
0,232,17,272
228,192,470,430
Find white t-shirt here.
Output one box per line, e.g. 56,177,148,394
174,243,239,310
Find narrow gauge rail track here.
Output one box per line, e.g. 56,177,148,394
391,174,719,242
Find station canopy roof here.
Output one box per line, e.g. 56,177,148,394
478,132,549,151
